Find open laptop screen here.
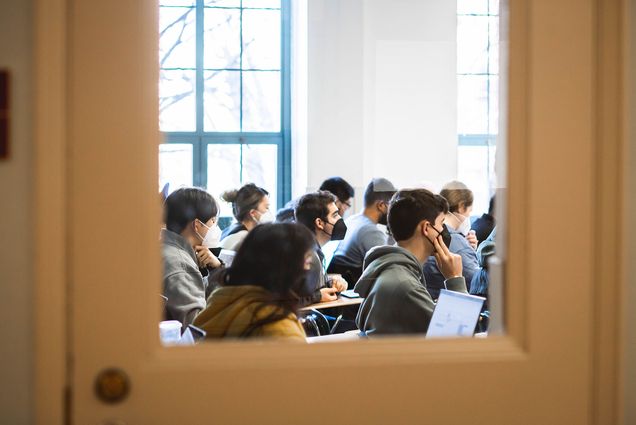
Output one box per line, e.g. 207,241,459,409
425,289,485,339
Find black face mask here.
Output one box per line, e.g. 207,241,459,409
378,203,388,226
302,267,322,293
429,223,452,250
324,218,347,241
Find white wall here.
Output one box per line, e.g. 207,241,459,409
302,0,457,205
0,0,33,423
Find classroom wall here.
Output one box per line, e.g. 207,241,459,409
0,0,34,424
303,0,457,203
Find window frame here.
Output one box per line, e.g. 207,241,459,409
457,1,499,214
160,0,292,209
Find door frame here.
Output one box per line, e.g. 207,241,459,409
32,0,627,423
34,0,67,424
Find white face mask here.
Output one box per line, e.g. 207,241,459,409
256,209,275,224
196,219,222,248
452,212,471,236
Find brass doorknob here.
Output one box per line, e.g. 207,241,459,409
94,368,130,404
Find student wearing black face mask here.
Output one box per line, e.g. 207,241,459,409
193,223,317,341
295,191,349,305
353,189,468,336
422,181,480,300
329,178,397,285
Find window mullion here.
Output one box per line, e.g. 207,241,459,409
280,0,292,206
239,0,244,133
194,0,205,188
196,0,204,135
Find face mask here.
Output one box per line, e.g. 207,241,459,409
303,266,322,292
323,218,347,241
256,209,275,224
377,203,388,226
196,219,222,249
428,223,453,251
452,212,471,236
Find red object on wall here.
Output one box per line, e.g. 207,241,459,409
0,70,9,160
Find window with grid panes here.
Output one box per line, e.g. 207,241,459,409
457,0,499,214
158,0,291,221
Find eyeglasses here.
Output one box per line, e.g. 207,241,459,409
339,199,352,208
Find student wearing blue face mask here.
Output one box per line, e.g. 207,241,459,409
162,187,223,329
422,181,480,300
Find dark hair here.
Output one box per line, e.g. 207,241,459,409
221,183,269,222
319,177,354,202
439,181,473,213
388,189,449,242
294,191,336,232
275,206,296,223
363,177,397,207
164,187,218,234
488,195,496,216
221,223,315,336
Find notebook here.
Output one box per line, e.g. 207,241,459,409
425,289,486,339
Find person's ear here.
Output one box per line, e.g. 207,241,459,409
422,221,430,237
314,217,324,231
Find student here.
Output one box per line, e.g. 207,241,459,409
294,191,349,305
194,223,315,341
319,176,355,218
275,198,298,223
329,178,397,284
220,183,273,251
354,189,468,335
471,227,496,299
471,194,496,244
162,187,223,329
422,181,480,299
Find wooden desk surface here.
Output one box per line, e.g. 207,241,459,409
299,296,363,311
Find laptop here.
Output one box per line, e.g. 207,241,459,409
425,289,486,339
218,249,236,267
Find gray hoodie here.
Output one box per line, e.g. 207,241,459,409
354,245,467,336
161,229,207,329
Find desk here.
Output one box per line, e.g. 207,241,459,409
299,296,363,311
306,330,363,343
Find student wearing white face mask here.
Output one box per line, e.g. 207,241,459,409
422,181,480,300
161,187,223,329
220,183,273,251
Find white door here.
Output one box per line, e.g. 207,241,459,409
33,0,625,423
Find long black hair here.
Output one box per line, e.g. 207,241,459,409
220,222,315,336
